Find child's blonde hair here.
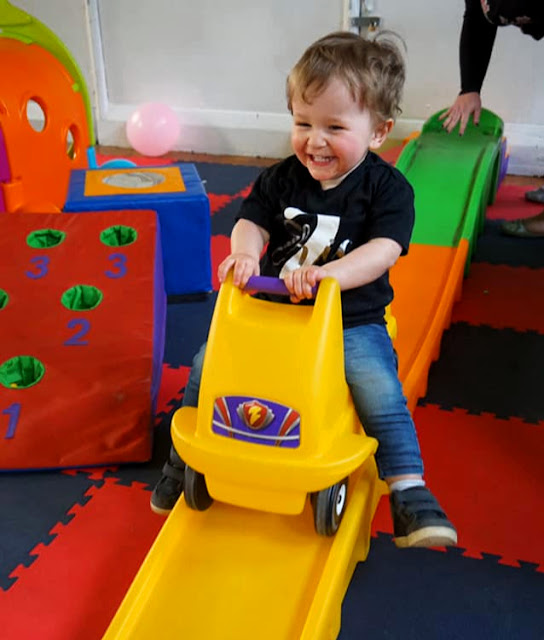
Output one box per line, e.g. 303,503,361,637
286,31,406,124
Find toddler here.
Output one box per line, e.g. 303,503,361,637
151,31,457,549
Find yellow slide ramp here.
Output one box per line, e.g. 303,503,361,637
103,458,382,640
103,241,467,640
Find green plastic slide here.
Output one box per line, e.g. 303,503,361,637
396,108,504,258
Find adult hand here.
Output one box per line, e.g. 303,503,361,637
439,92,482,135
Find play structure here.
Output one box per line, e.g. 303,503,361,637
0,1,210,468
102,111,505,638
0,1,210,295
0,35,91,213
0,0,134,212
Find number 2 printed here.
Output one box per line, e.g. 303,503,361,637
64,318,91,346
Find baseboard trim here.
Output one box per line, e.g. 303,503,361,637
97,104,294,159
95,106,544,176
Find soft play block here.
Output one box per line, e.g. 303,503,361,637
0,211,166,470
64,164,211,296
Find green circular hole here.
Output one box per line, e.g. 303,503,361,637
100,225,138,247
61,285,103,310
0,289,8,309
0,355,45,389
27,229,66,249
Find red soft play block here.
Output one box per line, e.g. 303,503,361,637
0,211,165,470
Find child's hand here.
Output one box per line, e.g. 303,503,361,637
283,266,327,303
218,253,260,288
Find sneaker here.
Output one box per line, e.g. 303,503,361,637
501,218,544,238
150,447,186,515
390,486,457,548
525,186,544,204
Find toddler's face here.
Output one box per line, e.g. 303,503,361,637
290,76,390,184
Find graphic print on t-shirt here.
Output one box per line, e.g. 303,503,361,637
271,207,350,277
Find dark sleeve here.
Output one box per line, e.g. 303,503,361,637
367,169,415,256
459,0,497,94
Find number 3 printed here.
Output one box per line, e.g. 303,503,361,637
26,256,50,279
106,253,127,278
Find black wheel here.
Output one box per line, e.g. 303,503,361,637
312,478,349,536
184,465,213,511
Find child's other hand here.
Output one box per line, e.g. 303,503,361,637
283,266,326,303
218,253,260,288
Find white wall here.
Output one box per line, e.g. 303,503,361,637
94,0,344,158
9,0,94,88
9,0,544,173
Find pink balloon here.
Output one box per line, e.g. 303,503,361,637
126,102,181,156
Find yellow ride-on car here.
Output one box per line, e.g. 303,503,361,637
171,273,380,535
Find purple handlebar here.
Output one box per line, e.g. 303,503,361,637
244,275,317,297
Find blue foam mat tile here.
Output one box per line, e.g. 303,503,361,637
340,532,544,640
473,220,544,268
163,294,217,368
194,162,261,195
422,322,544,423
210,197,246,236
0,471,100,590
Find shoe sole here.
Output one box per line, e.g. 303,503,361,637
394,526,458,549
150,498,173,517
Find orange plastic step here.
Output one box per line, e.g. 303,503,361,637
391,240,469,410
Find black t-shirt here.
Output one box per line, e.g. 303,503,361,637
236,152,415,328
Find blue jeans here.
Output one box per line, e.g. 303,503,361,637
183,323,423,480
343,323,423,479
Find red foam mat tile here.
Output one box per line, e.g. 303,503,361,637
372,404,544,570
154,364,190,420
452,263,544,333
487,184,543,221
211,235,232,291
2,479,163,640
